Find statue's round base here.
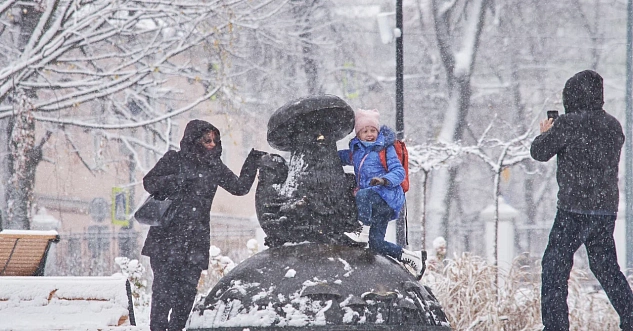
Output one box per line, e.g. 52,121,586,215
188,243,451,330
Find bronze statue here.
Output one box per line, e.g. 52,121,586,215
256,95,362,247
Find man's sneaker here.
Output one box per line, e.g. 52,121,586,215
400,248,424,280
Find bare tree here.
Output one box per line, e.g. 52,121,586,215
0,0,244,229
225,0,356,113
408,142,460,248
461,121,533,269
424,0,492,245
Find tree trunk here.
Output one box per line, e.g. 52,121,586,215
426,77,473,245
6,95,36,229
301,34,319,95
0,119,10,229
419,171,429,249
6,104,52,229
1,2,47,229
426,0,489,246
294,0,321,95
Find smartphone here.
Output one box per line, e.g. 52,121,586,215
547,110,559,121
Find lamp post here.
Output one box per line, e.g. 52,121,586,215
377,2,406,247
395,0,406,246
625,0,633,273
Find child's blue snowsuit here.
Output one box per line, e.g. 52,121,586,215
338,126,405,259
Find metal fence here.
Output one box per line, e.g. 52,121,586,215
47,226,257,276
47,227,141,276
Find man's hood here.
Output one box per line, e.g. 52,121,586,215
180,119,222,158
562,70,604,114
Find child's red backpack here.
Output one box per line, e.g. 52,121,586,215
379,140,409,193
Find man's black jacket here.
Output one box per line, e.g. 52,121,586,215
531,70,624,214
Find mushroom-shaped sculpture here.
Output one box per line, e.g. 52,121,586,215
267,94,355,151
255,95,361,247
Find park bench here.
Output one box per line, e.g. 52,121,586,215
0,276,136,328
0,230,136,329
0,229,59,276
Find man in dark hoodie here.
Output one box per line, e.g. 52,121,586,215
141,119,265,331
531,70,633,331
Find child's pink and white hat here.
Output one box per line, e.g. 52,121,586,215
355,109,380,134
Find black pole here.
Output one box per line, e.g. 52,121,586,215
395,2,404,140
625,0,633,273
395,0,406,246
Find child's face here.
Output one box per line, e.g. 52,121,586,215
357,126,379,142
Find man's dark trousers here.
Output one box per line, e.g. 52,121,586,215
541,209,633,331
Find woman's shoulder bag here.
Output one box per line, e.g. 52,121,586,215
134,163,183,227
134,195,177,227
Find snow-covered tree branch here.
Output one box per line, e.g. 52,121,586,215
458,123,533,276
426,0,491,246
408,118,534,252
0,0,256,229
0,0,227,114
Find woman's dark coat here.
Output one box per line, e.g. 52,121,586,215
141,120,259,269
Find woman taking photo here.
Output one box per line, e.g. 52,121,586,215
141,119,265,331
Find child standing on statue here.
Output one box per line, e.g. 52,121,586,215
338,108,423,277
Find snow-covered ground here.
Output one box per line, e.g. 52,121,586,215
2,239,627,330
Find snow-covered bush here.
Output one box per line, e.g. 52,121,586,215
424,253,626,330
209,245,236,276
426,236,448,272
113,257,150,307
197,240,259,295
197,245,238,295
247,238,259,257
